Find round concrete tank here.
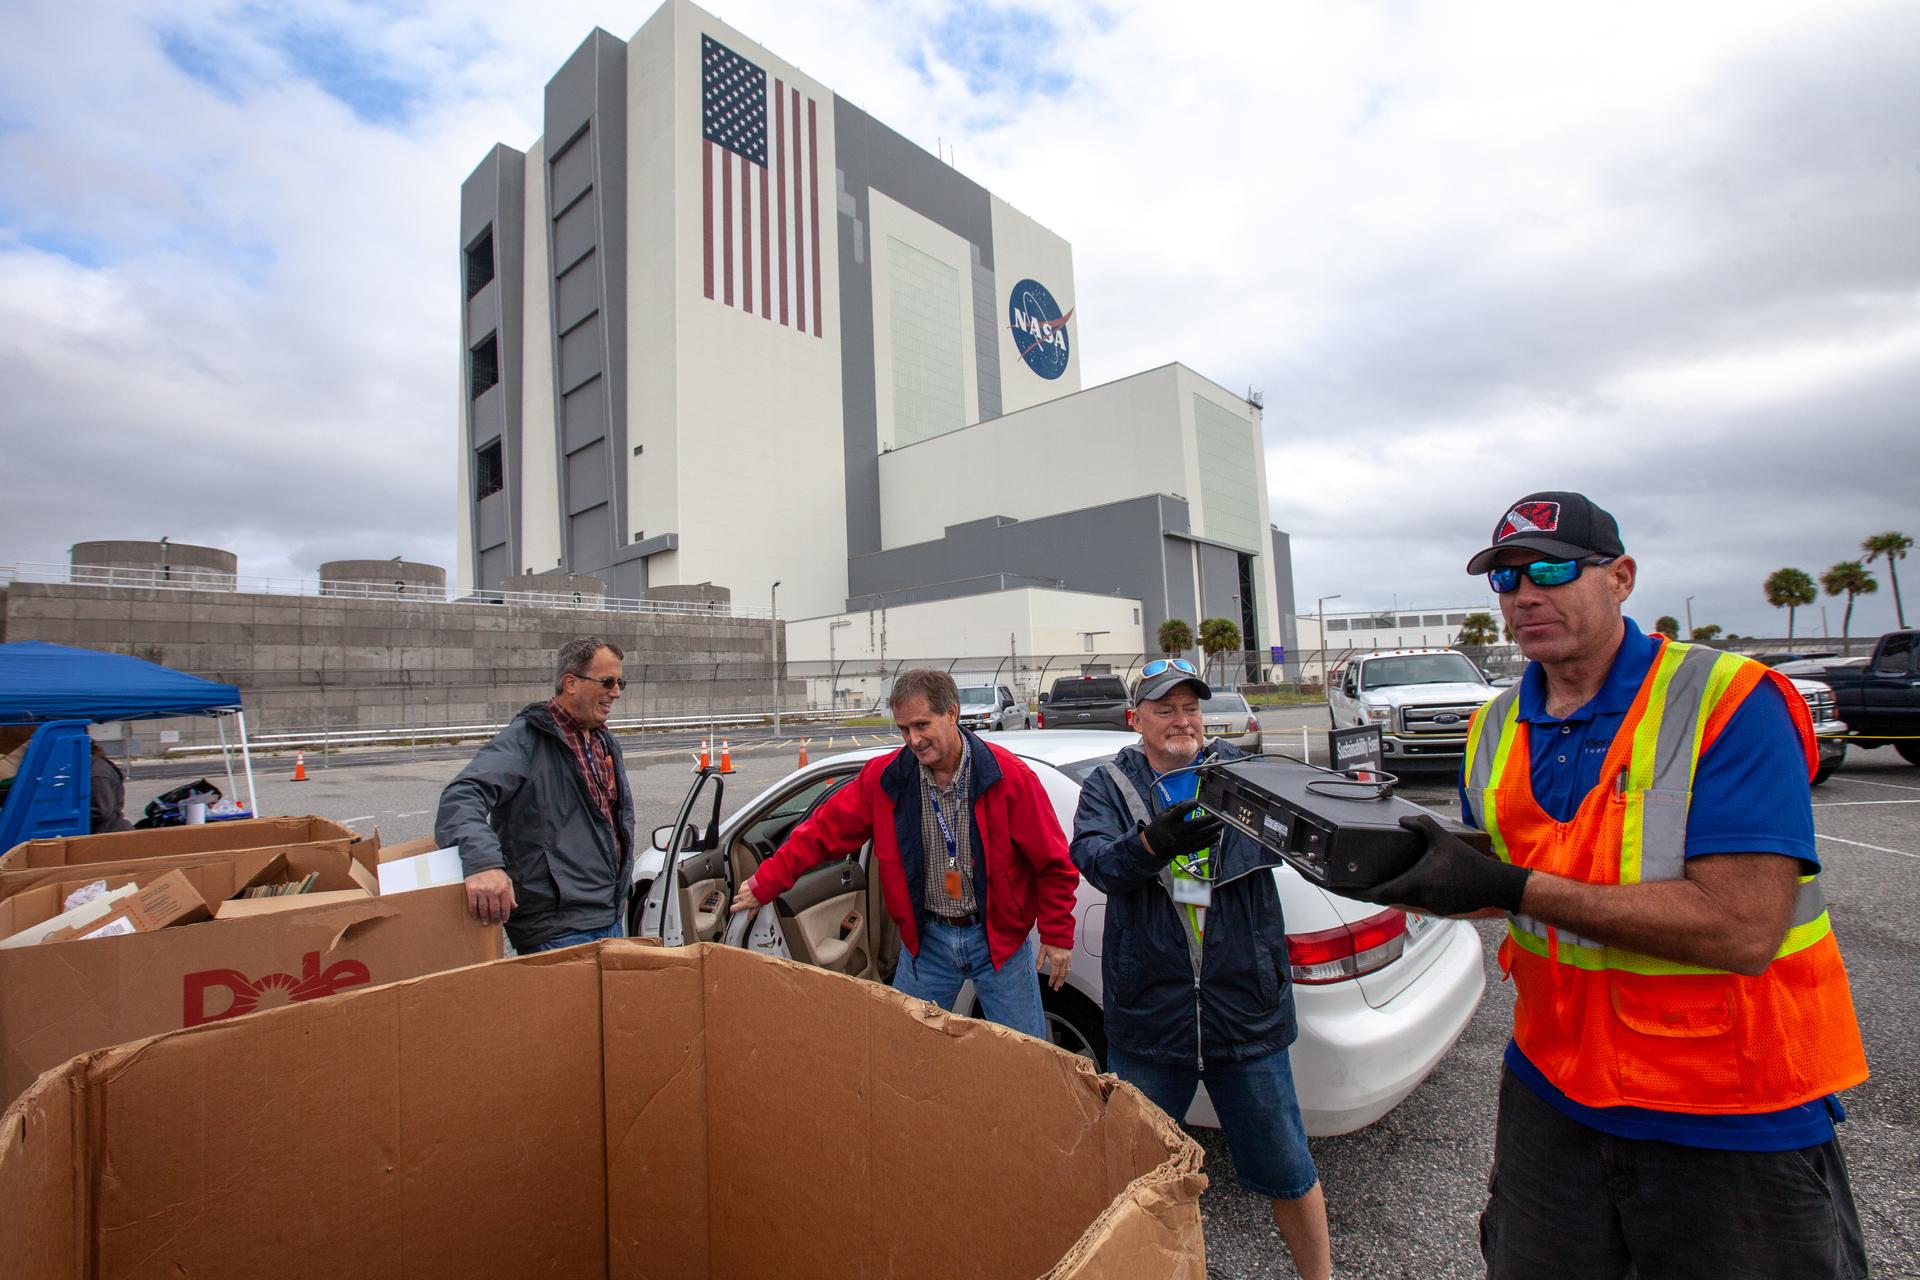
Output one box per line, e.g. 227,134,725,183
70,540,237,590
319,560,447,597
503,573,607,607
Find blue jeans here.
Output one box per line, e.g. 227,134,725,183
894,917,1047,1039
1107,1044,1320,1200
527,918,624,953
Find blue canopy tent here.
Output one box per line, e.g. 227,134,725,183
0,642,256,845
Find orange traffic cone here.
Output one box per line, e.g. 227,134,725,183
797,738,811,769
290,751,308,782
697,739,711,770
718,739,735,773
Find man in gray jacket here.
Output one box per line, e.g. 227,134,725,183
436,636,635,953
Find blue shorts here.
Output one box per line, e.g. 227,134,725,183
1107,1044,1319,1200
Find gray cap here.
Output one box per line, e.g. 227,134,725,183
1132,666,1213,707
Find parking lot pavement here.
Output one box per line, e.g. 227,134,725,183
123,737,1920,1278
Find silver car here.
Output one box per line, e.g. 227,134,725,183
1199,691,1262,753
956,684,1028,732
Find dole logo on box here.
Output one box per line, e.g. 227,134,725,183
182,951,371,1027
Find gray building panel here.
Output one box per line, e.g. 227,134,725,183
459,142,525,592
971,248,1001,422
833,97,999,560
542,29,628,585
1270,526,1299,655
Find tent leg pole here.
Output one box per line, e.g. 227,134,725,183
236,711,259,817
216,716,240,803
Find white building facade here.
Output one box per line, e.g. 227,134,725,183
458,1,1296,659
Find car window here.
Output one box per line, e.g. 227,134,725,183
1874,634,1914,676
737,771,853,849
1361,653,1483,689
1199,694,1250,714
956,685,997,708
1049,751,1125,786
1052,677,1128,700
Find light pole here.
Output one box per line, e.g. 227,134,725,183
770,581,782,734
1314,594,1343,691
1685,595,1695,642
828,619,851,725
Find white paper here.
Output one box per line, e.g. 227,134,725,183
75,916,138,941
377,847,464,895
62,879,112,912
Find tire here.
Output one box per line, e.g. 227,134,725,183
1897,741,1920,768
1327,705,1338,730
1040,986,1108,1069
1812,746,1843,786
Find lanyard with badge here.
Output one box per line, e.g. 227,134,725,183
928,776,966,900
1155,774,1214,910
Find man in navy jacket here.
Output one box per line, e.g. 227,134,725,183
1071,659,1330,1280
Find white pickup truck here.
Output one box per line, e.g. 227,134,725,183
1327,648,1497,769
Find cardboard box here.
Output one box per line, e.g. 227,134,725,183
376,842,464,895
214,888,371,919
0,854,500,1104
0,882,140,949
43,869,211,943
0,815,362,872
0,943,1206,1279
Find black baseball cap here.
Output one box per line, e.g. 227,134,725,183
1131,659,1213,706
1466,491,1626,575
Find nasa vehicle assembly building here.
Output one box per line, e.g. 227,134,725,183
459,0,1297,661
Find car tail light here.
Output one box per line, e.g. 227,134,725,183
1246,715,1259,733
1126,708,1135,728
1036,709,1046,728
1287,909,1409,984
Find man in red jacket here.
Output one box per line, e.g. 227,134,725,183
731,668,1078,1037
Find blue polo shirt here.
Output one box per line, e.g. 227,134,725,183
1462,617,1838,1151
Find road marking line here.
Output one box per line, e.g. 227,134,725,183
395,809,430,818
1816,833,1920,861
1811,799,1920,807
1824,775,1920,793
342,815,375,825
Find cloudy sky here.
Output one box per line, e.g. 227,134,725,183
2,0,1915,640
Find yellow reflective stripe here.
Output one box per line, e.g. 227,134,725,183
1507,911,1833,975
1619,644,1685,884
1688,652,1749,788
1480,699,1523,864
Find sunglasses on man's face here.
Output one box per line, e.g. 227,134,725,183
573,674,628,692
1487,557,1615,595
1140,657,1199,679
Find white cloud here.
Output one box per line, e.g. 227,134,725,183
1,0,1916,640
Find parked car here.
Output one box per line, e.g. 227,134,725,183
1754,651,1838,668
1326,649,1496,771
630,731,1487,1136
1036,674,1132,732
1789,677,1849,785
1198,691,1262,753
956,684,1027,732
1788,631,1920,767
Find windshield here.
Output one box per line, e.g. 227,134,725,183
1199,694,1250,714
956,686,997,708
1361,653,1483,690
1051,752,1124,785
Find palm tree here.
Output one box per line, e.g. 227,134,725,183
1764,568,1817,641
1862,532,1911,628
1653,615,1680,638
1198,617,1241,682
1156,618,1194,657
1456,612,1499,646
1690,624,1723,642
1821,561,1878,650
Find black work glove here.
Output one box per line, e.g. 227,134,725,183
1140,800,1225,861
1356,813,1531,916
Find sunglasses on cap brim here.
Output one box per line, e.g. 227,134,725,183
1139,657,1199,679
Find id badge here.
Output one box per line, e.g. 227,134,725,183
1171,877,1212,908
944,868,964,899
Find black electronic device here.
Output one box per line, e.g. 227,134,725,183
1195,758,1492,894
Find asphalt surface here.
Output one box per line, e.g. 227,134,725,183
122,712,1920,1279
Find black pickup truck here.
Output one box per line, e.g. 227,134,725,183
1798,631,1920,766
1036,674,1133,731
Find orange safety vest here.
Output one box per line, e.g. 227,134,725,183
1463,637,1868,1114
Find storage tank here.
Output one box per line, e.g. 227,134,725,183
319,559,448,597
69,540,237,590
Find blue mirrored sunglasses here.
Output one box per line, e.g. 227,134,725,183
1488,556,1614,595
1140,657,1199,679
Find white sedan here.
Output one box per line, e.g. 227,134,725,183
631,730,1485,1135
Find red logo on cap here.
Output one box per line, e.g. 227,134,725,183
1496,501,1560,542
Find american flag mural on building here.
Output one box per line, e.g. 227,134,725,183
701,34,822,337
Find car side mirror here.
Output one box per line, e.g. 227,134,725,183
651,822,699,852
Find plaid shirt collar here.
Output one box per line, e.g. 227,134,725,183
547,698,616,827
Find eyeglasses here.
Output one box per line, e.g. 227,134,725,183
1487,557,1614,595
571,674,628,691
1140,657,1199,680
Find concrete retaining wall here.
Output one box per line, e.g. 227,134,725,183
1,582,791,749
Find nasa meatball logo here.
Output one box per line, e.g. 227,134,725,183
1008,278,1073,380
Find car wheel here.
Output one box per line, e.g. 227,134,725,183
1040,986,1106,1068
1327,705,1338,730
1896,741,1920,768
1813,745,1844,785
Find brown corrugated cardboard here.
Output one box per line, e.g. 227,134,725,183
0,814,362,872
214,888,372,918
43,869,211,942
0,942,1207,1279
0,854,499,1104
